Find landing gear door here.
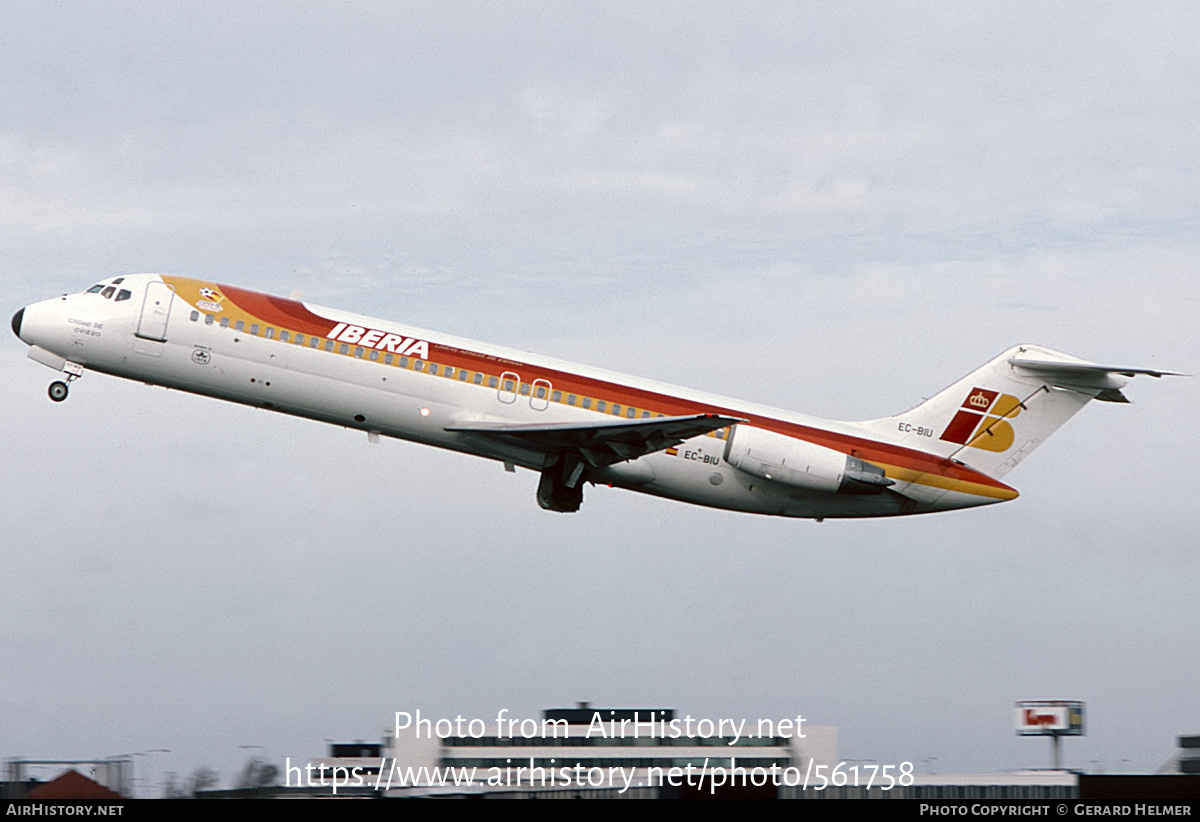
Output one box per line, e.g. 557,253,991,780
136,281,174,342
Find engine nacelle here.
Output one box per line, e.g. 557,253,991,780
723,425,894,495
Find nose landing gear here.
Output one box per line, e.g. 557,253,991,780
47,361,85,403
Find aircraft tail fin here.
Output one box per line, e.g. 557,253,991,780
861,345,1180,479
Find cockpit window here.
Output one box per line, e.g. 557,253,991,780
115,289,131,301
101,286,116,299
87,284,105,293
112,277,124,284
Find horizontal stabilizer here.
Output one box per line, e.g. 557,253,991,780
446,413,742,467
1008,357,1184,402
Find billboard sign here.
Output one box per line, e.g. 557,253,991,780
1014,700,1085,736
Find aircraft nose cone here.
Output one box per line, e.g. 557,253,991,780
11,307,23,340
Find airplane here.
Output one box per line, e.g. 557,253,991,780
11,274,1179,519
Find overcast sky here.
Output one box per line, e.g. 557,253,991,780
2,1,1197,795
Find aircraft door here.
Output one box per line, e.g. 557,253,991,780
530,378,551,411
136,281,175,341
498,371,519,404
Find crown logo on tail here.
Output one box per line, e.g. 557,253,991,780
940,387,1022,452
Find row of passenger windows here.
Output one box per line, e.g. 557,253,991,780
187,309,728,440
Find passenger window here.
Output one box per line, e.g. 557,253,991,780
596,401,606,412
101,286,115,298
354,346,364,358
115,289,131,302
552,390,561,402
205,314,214,325
503,379,514,392
339,343,349,354
567,394,577,405
582,398,592,409
641,411,650,418
473,373,483,385
444,366,454,378
415,360,425,371
399,357,409,368
519,383,530,396
235,320,245,331
370,350,379,361
385,353,394,364
429,363,438,375
249,324,259,335
309,337,318,348
627,408,637,418
266,327,276,339
535,385,547,399
459,370,468,381
612,404,621,415
220,317,230,328
488,376,498,388
324,340,334,351
190,311,199,322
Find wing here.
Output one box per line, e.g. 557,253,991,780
445,413,742,467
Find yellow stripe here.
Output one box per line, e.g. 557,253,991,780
878,463,1019,501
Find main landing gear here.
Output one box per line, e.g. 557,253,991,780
48,362,84,403
536,453,587,513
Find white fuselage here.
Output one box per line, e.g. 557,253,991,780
13,274,1017,519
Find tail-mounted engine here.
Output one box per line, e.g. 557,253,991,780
723,425,894,495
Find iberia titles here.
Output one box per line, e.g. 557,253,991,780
327,322,430,360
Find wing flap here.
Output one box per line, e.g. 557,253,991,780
446,413,742,466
